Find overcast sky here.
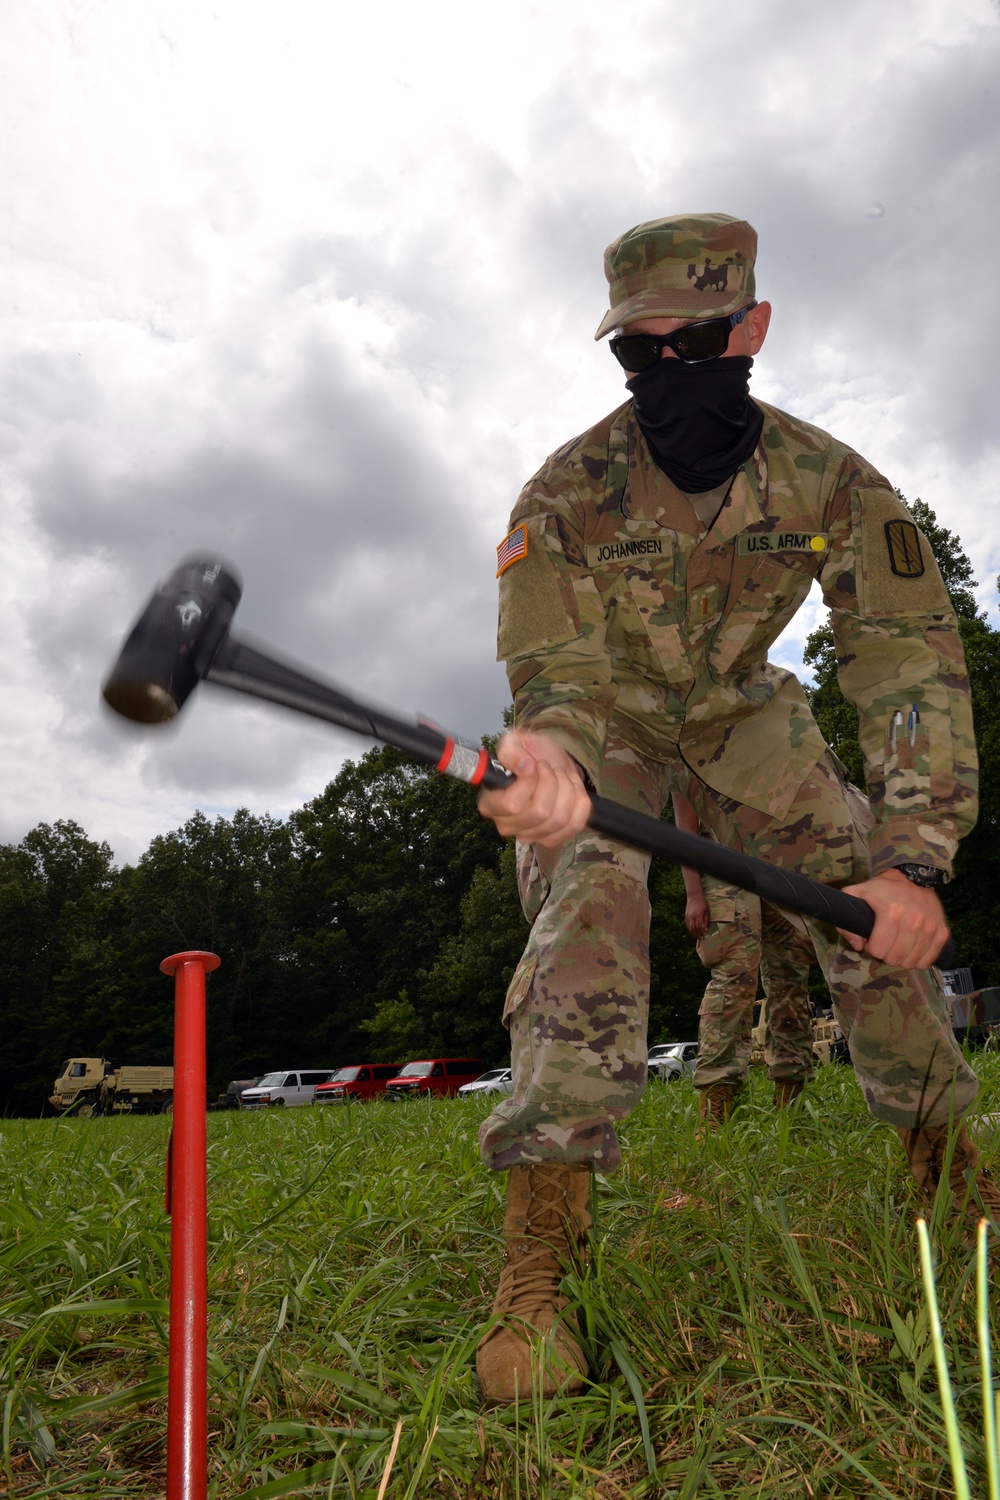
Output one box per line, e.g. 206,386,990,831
2,0,998,865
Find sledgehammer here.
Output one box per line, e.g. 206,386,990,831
101,556,956,967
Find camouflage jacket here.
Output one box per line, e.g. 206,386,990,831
496,400,977,876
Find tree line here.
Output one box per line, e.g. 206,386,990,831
2,500,996,1117
0,751,713,1115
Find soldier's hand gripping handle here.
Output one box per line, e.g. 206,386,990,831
840,870,952,971
476,730,591,849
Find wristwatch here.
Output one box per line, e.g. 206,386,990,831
894,863,945,890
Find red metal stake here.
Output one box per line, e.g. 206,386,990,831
161,950,220,1500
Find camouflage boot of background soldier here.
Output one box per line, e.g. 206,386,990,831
897,1123,1000,1220
698,1081,740,1127
476,1163,591,1403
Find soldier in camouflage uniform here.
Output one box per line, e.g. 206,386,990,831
673,791,818,1115
688,876,817,1108
474,214,994,1405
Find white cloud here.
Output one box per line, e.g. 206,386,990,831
1,0,998,861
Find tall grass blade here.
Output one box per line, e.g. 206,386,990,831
977,1218,1000,1500
607,1336,657,1479
916,1216,971,1500
375,1416,403,1500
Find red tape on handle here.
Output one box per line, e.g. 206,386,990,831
436,740,489,785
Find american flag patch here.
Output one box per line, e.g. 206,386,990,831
496,524,528,577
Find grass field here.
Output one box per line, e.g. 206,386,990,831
3,1059,1000,1499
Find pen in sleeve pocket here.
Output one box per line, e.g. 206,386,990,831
908,704,919,748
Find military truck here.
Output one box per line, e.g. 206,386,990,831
749,1011,848,1068
811,1016,849,1064
50,1058,174,1117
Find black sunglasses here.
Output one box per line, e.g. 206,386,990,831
609,301,757,371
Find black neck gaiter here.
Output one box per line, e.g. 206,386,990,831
625,355,764,493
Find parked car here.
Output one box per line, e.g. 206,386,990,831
647,1042,699,1082
239,1069,335,1108
313,1064,400,1104
218,1077,259,1109
457,1066,513,1098
385,1058,485,1100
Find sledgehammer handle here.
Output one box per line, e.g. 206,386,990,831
588,795,871,943
476,761,956,970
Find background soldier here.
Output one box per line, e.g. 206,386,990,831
476,213,994,1406
673,791,817,1118
687,876,818,1114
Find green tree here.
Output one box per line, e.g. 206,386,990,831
419,843,526,1064
99,809,303,1089
908,499,981,621
360,991,434,1062
0,821,115,1114
25,809,305,1106
935,617,1000,977
288,746,508,1061
802,624,866,788
647,859,710,1044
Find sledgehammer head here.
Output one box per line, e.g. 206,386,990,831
102,557,243,723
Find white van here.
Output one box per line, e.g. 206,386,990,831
239,1069,334,1108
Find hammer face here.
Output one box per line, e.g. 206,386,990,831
102,557,243,724
104,676,182,725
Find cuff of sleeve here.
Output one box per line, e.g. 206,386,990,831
866,818,957,882
511,714,603,786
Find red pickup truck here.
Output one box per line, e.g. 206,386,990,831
384,1058,484,1100
312,1063,400,1104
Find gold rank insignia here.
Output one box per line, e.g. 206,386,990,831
884,520,925,578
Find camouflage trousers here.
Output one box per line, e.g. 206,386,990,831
479,735,977,1172
694,881,817,1090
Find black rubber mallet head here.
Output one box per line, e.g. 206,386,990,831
102,557,243,724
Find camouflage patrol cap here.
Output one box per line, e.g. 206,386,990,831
594,213,757,340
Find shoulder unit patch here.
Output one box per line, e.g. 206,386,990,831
884,519,924,578
496,524,528,577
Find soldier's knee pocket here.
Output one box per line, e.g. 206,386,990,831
502,952,538,1032
697,927,735,969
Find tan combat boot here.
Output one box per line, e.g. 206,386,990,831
476,1162,591,1403
698,1081,739,1127
774,1079,804,1109
897,1122,1000,1220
